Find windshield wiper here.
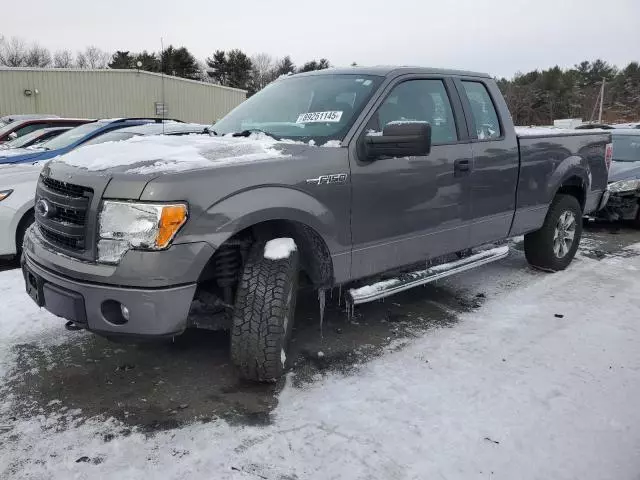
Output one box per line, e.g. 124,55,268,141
232,129,279,140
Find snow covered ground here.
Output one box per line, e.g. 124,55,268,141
2,241,640,479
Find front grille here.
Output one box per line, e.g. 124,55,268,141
42,176,91,197
36,175,93,252
39,226,81,250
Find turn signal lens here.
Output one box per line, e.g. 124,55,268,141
0,189,13,201
156,204,188,248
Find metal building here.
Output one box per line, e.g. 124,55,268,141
0,68,246,124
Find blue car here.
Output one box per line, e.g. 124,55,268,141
0,118,183,165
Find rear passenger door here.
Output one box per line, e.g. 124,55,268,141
349,76,474,279
455,79,520,246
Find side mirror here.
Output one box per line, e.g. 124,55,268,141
8,132,18,141
363,122,431,160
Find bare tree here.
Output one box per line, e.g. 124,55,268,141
53,49,75,68
251,52,276,91
25,43,52,67
0,36,28,67
76,46,110,69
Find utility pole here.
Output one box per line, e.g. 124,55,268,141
598,78,605,124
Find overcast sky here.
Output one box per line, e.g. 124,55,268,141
3,0,639,78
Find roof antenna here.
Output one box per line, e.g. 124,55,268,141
160,36,166,135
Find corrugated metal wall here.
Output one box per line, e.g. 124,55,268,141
0,68,246,124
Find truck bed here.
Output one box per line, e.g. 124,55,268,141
509,128,611,236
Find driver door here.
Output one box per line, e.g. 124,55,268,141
349,77,474,280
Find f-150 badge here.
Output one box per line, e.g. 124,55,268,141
306,173,348,185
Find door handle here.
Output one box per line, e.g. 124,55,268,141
454,159,471,176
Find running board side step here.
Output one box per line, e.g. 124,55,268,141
347,246,509,306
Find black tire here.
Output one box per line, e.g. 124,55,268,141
632,201,640,229
15,211,35,259
230,241,299,382
524,194,583,271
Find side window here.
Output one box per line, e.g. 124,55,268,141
369,80,458,144
461,81,501,140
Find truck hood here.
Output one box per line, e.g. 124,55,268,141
47,133,303,175
609,160,640,183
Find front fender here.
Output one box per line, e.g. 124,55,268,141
178,186,345,254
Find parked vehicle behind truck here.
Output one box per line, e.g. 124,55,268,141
22,67,611,382
0,122,208,261
596,129,640,227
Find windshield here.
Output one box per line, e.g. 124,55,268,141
39,121,102,150
612,134,640,162
2,129,48,149
213,74,383,141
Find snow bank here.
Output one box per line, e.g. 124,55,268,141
3,245,640,479
321,140,342,148
263,238,297,260
54,133,288,174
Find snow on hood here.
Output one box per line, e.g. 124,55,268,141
53,133,289,174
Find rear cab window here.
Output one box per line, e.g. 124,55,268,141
461,81,502,140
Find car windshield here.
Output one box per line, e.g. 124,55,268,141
612,134,640,162
39,122,103,150
2,129,49,149
213,74,383,141
0,121,22,137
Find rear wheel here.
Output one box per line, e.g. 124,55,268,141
524,194,583,271
230,241,299,382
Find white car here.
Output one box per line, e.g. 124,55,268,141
0,163,41,259
0,122,209,259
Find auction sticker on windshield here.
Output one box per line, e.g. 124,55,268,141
296,111,343,124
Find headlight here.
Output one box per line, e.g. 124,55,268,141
98,201,188,264
609,179,640,193
0,189,13,201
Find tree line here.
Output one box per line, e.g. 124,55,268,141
0,35,331,96
2,35,638,122
496,60,640,124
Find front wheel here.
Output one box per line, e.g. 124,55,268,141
230,241,299,382
524,194,583,271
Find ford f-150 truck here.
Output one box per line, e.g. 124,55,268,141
21,67,611,382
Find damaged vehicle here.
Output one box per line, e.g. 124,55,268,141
598,129,640,227
21,67,611,382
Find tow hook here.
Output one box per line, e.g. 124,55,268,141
65,321,83,331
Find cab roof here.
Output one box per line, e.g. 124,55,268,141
292,66,491,79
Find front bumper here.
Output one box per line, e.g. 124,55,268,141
23,251,197,338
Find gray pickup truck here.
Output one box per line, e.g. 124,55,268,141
22,67,611,381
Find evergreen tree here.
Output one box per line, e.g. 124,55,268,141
206,50,228,85
205,49,253,90
160,45,201,80
226,49,253,89
108,51,134,69
274,56,296,76
133,51,160,72
298,58,330,73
